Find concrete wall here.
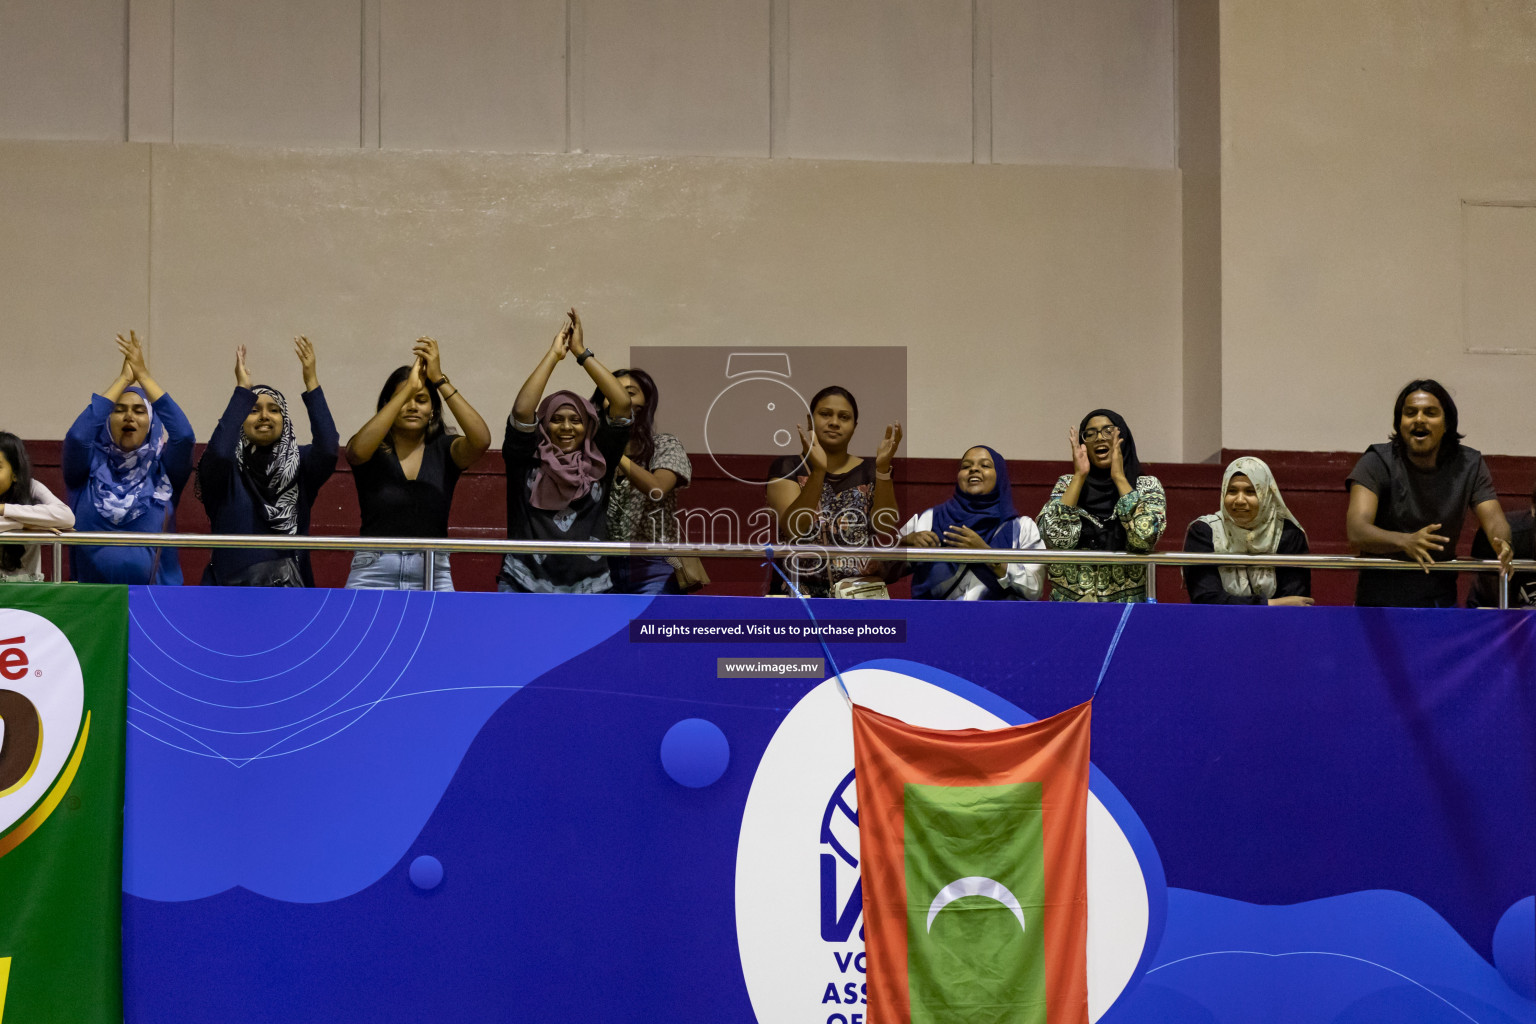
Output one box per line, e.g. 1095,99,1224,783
0,142,1181,461
1222,0,1536,457
0,0,1177,165
0,0,1189,461
1177,0,1221,462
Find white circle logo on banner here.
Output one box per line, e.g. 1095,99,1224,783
0,609,86,840
735,668,1153,1024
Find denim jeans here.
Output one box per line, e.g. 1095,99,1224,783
611,556,680,595
344,550,455,591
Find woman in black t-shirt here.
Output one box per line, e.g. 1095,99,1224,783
344,338,491,590
497,309,632,594
764,385,902,597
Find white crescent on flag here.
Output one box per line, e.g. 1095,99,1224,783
926,876,1028,934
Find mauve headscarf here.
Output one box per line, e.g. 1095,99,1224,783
529,391,607,511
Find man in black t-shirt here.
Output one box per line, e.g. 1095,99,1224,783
1345,379,1513,607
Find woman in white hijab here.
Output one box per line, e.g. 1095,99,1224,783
1183,456,1314,605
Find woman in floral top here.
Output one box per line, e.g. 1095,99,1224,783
1038,408,1166,602
765,385,903,597
596,368,693,594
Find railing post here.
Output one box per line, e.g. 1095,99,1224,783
52,542,63,582
423,550,435,592
1500,569,1510,610
1144,558,1157,603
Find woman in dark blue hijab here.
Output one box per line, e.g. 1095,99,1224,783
896,446,1045,600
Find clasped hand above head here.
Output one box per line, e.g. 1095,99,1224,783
233,336,320,391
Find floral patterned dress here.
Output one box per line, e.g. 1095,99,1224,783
1038,473,1166,602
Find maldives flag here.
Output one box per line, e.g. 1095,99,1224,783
852,700,1092,1024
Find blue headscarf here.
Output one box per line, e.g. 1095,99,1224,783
90,386,173,526
911,445,1019,599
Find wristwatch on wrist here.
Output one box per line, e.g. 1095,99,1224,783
431,374,450,388
576,348,596,366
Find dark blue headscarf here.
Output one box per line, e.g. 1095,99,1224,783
912,445,1018,599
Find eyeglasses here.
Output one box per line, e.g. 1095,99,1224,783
1081,427,1118,442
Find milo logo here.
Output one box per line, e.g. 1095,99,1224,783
0,612,86,847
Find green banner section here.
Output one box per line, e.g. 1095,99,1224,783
0,586,127,1024
905,782,1047,1024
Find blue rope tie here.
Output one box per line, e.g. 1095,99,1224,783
1092,602,1134,696
764,545,853,708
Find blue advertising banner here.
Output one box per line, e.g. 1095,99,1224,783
120,589,1536,1023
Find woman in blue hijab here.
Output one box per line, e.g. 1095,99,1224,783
896,445,1045,600
62,332,196,584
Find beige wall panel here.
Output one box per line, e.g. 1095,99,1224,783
379,0,565,153
581,0,769,157
0,0,126,140
784,0,973,162
1178,0,1220,462
0,142,149,436
141,146,1179,460
991,0,1175,169
172,0,362,146
1464,203,1536,355
1222,0,1536,457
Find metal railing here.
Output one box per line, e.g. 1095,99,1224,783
18,531,1528,608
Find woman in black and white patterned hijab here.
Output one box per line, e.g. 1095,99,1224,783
237,384,300,534
197,338,341,586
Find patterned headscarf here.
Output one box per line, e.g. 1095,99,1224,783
89,386,173,526
236,385,300,535
1196,456,1305,599
529,391,608,511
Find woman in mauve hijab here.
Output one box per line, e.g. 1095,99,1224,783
498,309,632,594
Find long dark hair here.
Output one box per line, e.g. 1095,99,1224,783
809,385,859,423
1389,379,1463,464
376,365,448,453
0,431,38,572
596,368,659,466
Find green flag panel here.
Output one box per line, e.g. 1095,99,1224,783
904,781,1048,1024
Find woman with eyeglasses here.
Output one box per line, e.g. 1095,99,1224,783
1037,409,1166,602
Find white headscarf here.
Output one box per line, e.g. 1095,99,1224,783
1196,456,1304,599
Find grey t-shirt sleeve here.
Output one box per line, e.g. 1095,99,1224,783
1346,448,1389,495
1469,456,1498,507
650,433,692,487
